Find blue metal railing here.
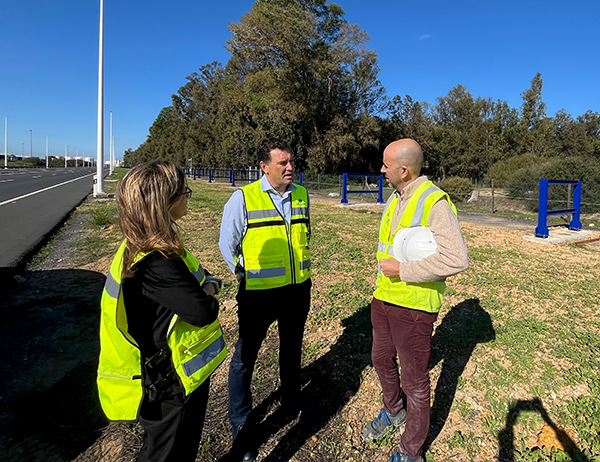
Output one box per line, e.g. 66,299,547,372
535,179,582,238
341,173,384,204
183,168,304,187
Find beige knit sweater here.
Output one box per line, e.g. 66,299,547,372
388,176,469,283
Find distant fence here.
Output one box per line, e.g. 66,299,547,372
183,168,303,187
453,178,600,223
183,169,600,222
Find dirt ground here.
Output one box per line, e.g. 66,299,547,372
0,199,593,462
0,212,109,462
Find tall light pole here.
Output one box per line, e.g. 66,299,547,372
95,0,105,196
4,117,7,169
30,129,32,157
109,111,114,175
46,136,49,168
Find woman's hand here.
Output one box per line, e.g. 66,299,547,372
202,282,217,296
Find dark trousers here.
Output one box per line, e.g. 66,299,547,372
371,297,437,458
228,278,311,428
137,378,210,462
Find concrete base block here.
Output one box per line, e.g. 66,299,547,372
522,228,593,245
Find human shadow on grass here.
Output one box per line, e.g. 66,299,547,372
0,268,108,462
424,298,495,450
219,303,374,462
497,398,589,462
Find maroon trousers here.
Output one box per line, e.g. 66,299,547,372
370,297,438,458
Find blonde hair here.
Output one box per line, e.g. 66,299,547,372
116,160,187,278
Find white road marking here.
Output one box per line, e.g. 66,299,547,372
0,173,95,206
32,175,42,179
0,179,15,183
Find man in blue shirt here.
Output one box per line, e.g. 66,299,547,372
219,138,312,462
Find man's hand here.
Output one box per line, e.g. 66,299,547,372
379,257,401,279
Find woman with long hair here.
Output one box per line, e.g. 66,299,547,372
98,160,226,462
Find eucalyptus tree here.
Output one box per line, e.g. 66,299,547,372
127,0,384,172
577,110,600,157
551,109,592,158
387,95,432,144
171,62,227,167
518,72,553,157
133,107,184,164
428,85,481,179
225,0,385,172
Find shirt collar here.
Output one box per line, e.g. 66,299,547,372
260,174,297,196
399,175,428,201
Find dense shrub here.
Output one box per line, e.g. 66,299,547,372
440,177,473,203
505,167,541,211
485,153,537,187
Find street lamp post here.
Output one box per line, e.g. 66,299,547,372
4,117,7,169
109,111,114,175
95,0,105,196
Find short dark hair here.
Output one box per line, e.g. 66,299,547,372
256,137,291,165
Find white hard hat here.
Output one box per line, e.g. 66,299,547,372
393,226,438,262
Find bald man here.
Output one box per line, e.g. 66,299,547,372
362,139,469,462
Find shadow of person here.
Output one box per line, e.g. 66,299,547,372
0,268,108,462
219,303,373,462
497,397,589,462
425,298,495,449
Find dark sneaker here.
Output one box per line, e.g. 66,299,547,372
361,408,407,442
389,451,425,462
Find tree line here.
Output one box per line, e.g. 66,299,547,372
124,0,600,183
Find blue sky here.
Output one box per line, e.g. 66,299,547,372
1,0,599,160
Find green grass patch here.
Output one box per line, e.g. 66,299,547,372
68,180,600,461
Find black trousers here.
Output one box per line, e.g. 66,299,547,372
137,378,210,462
228,278,311,428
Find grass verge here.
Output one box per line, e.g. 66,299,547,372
72,178,600,462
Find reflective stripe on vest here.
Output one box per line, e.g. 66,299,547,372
97,241,227,421
237,180,311,290
373,181,457,313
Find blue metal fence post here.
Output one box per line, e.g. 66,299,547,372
230,169,235,187
341,173,349,204
535,179,550,238
377,175,384,203
193,168,197,181
570,180,583,230
298,172,303,186
209,169,214,183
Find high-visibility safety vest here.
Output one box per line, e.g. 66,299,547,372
237,180,311,290
373,181,457,313
97,241,227,421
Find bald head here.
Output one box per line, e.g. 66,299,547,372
387,139,423,175
381,139,424,192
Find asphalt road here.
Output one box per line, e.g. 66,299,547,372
0,167,100,272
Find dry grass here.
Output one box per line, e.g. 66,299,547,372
74,180,600,462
